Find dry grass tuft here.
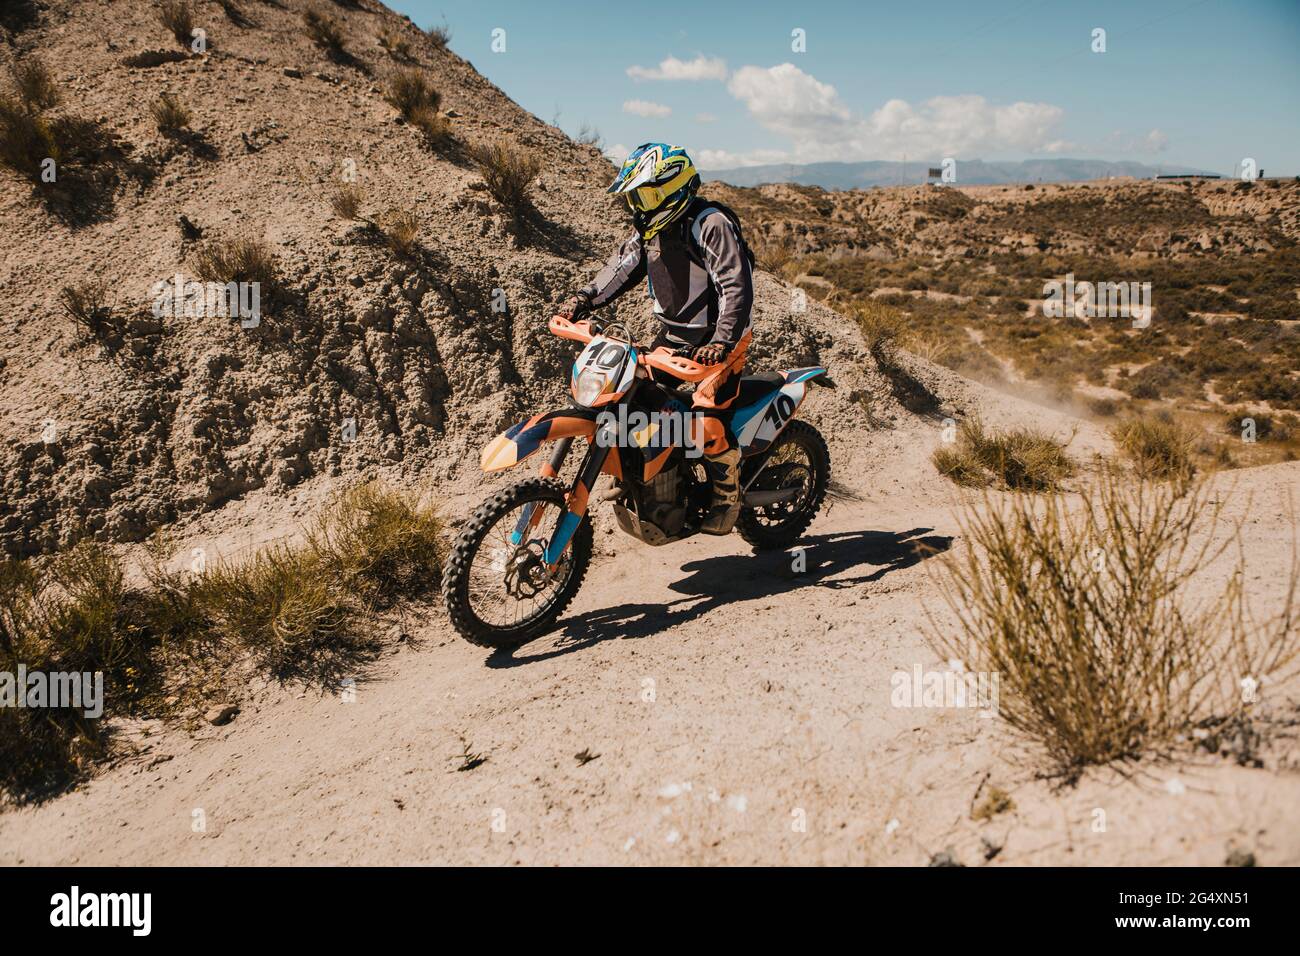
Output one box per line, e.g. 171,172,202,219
929,471,1298,777
191,236,279,290
58,280,114,336
380,208,420,257
934,417,1074,491
426,20,451,49
1,482,445,802
384,66,440,118
0,94,58,182
468,139,542,218
329,181,365,221
0,544,161,801
378,30,412,60
302,8,346,56
11,58,60,112
1110,414,1197,482
308,481,444,607
149,91,192,135
158,0,197,47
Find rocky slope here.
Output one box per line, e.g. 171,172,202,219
0,0,897,558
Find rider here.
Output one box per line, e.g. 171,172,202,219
556,143,754,535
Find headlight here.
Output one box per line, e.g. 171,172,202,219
574,368,606,406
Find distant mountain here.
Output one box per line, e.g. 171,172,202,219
701,158,1222,190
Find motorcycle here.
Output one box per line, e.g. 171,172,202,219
441,314,834,647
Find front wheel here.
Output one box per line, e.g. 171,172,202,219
442,477,592,648
737,419,830,552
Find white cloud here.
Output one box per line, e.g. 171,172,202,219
727,63,851,140
605,142,630,163
695,112,718,123
627,55,728,82
695,147,791,170
1144,128,1169,153
623,99,672,118
720,62,1066,162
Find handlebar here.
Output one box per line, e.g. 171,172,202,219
547,314,716,382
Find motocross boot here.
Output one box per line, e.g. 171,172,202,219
700,446,742,535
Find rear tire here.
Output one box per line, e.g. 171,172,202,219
737,420,830,552
442,477,593,648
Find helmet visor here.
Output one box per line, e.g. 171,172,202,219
626,182,667,213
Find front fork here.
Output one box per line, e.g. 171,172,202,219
507,433,612,567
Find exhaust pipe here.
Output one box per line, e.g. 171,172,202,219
743,487,801,507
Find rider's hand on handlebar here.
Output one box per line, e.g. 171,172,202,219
692,342,728,366
554,293,590,322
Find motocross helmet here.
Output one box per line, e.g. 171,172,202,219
608,143,700,241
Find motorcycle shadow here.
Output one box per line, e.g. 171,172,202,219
485,526,953,667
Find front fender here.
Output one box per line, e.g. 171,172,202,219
480,407,600,472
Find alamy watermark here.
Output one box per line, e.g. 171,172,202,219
1,665,103,718
890,662,1000,718
595,406,703,459
151,274,262,328
1042,273,1151,327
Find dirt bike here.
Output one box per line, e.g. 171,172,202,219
441,314,834,648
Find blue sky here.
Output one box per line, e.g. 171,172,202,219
390,0,1300,175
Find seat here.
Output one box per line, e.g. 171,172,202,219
733,371,784,407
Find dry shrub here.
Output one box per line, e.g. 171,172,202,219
0,94,58,181
302,8,346,56
384,66,440,118
1,483,444,801
755,238,794,274
426,20,451,49
308,481,444,607
1110,414,1196,481
934,417,1073,491
380,208,419,256
384,68,450,145
158,0,197,47
193,545,358,679
854,301,944,415
329,181,365,221
149,91,192,135
929,471,1299,776
216,0,254,28
468,139,541,217
0,545,162,801
191,236,278,290
574,121,601,147
409,106,449,145
932,443,989,487
11,57,60,112
58,279,114,336
378,30,411,60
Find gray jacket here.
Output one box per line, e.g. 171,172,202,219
580,200,754,349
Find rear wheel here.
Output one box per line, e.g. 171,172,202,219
442,478,592,648
737,419,830,552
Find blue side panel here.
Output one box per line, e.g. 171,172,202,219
728,397,772,435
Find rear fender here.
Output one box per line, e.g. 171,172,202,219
481,408,599,472
731,367,825,456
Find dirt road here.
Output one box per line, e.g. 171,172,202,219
4,450,1298,866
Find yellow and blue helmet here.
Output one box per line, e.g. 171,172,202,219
608,143,700,240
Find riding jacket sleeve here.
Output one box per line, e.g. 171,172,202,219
580,233,646,308
693,210,755,349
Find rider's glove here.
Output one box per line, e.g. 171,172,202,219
555,291,591,322
692,342,728,366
